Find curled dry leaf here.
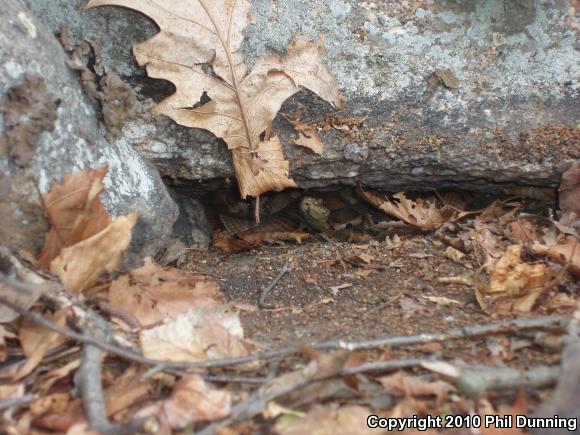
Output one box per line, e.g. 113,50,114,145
533,237,580,278
109,257,222,327
140,308,256,363
38,167,112,267
477,245,554,314
356,186,469,230
85,0,344,198
163,375,231,429
281,114,325,154
51,213,138,292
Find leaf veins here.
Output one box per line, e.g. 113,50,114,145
86,0,344,197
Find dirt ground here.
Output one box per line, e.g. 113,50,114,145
182,232,569,372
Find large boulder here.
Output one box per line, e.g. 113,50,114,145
24,0,579,192
0,0,204,267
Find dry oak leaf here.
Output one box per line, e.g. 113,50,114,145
85,0,344,198
356,186,469,230
163,374,231,429
38,167,112,268
477,245,554,314
51,213,138,292
140,308,256,363
109,257,222,327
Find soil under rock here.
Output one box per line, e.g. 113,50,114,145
182,234,570,370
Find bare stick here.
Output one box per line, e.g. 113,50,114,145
431,363,560,398
196,358,429,435
255,195,261,224
531,302,580,435
259,261,291,309
0,291,569,371
79,313,111,433
0,395,36,411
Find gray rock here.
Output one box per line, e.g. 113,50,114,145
155,194,211,266
25,0,579,192
0,0,184,267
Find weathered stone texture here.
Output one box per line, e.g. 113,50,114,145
0,0,180,266
24,0,579,192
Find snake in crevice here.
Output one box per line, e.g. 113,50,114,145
205,187,473,251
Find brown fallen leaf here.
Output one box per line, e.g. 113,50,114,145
36,358,80,396
212,230,253,254
507,217,558,246
50,213,138,292
477,245,554,314
281,114,325,154
443,246,465,263
163,375,231,429
14,307,70,381
480,391,528,435
140,308,256,363
239,230,310,247
533,237,580,277
356,186,469,230
38,167,112,267
274,404,380,435
559,162,580,215
109,257,222,327
86,0,344,198
379,371,453,404
104,370,153,418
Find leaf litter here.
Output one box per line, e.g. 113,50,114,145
2,165,579,433
0,2,578,433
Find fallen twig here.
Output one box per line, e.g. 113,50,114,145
0,394,36,412
79,313,111,433
259,261,291,309
424,361,559,398
196,358,430,435
0,291,569,371
531,302,580,435
78,310,147,435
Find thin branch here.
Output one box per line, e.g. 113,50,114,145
259,261,291,309
79,313,111,433
0,290,570,371
531,302,580,434
196,358,429,435
0,395,36,411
